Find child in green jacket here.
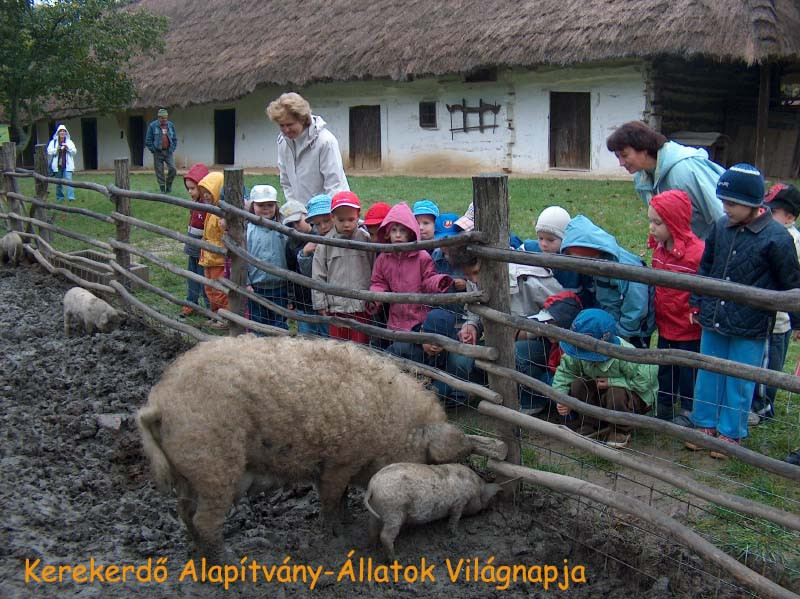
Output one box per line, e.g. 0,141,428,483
553,308,658,448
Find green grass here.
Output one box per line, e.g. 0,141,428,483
9,169,800,567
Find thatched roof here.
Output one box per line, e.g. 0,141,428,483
127,0,800,109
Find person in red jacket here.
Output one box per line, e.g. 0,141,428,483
179,163,210,318
647,189,705,424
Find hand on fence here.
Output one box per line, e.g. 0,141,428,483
556,403,570,416
458,323,478,345
452,278,467,292
365,301,381,315
303,242,317,255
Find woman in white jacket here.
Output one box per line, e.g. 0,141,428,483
266,93,349,206
46,124,77,201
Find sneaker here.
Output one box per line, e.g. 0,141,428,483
685,427,716,451
208,320,229,330
604,431,631,449
672,413,694,428
178,306,194,319
747,411,761,427
710,435,740,460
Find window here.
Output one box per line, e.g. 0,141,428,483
419,101,437,129
464,67,497,83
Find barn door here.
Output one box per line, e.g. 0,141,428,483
549,92,590,169
128,116,145,166
349,105,381,170
215,109,236,165
81,118,98,170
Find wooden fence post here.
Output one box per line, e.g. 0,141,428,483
2,142,22,232
223,167,247,336
34,144,52,243
472,174,521,472
112,158,131,288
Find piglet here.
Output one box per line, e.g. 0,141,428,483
63,287,121,336
364,463,501,560
1,232,24,266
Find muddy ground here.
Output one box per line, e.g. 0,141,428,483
1,263,748,598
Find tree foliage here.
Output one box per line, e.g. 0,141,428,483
0,0,167,151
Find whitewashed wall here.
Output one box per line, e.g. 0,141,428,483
46,62,647,175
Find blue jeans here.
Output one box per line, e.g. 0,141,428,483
656,337,700,419
186,255,209,307
752,330,790,417
515,337,553,411
387,341,480,404
691,329,762,439
53,169,74,201
248,284,288,333
296,308,329,337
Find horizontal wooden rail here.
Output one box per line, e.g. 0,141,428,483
7,168,111,197
472,304,800,394
16,231,114,272
488,460,795,599
219,200,488,253
222,234,485,306
7,192,115,223
219,278,497,361
4,211,113,251
478,401,800,531
475,359,800,482
106,184,224,216
23,245,114,295
216,308,292,337
470,245,800,313
109,211,224,255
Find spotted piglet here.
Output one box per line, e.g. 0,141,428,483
364,463,501,561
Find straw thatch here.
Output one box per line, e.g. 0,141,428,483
128,0,800,109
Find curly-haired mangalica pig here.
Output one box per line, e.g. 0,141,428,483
137,335,474,561
63,287,121,336
1,232,24,266
364,463,501,560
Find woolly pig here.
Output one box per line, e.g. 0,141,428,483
1,232,24,266
63,287,121,336
364,463,501,560
137,335,474,562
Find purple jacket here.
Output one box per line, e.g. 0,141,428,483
370,203,453,331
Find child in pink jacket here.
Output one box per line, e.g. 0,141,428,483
368,203,453,331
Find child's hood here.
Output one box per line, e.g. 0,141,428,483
560,215,620,260
197,172,224,205
51,124,71,143
377,202,420,243
656,141,711,182
648,189,700,257
184,163,210,187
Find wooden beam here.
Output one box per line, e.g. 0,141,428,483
755,63,771,173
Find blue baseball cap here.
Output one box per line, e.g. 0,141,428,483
306,194,332,220
559,308,620,362
413,199,440,218
434,212,459,238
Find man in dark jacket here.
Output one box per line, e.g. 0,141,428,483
145,108,178,192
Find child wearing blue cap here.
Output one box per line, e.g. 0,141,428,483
413,199,440,242
552,308,658,448
687,164,800,455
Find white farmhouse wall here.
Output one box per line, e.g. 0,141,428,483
59,62,647,175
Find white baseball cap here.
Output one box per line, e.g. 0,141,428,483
250,185,278,203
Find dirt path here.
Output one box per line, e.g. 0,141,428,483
1,263,741,598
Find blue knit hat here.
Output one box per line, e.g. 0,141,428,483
413,199,440,218
559,308,620,362
306,194,332,220
716,163,765,207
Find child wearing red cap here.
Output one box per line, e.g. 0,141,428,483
179,163,210,318
362,202,391,243
312,191,374,343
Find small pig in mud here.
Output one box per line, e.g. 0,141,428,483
1,232,24,266
63,287,121,336
364,463,502,560
137,335,475,562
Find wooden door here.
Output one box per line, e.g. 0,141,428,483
81,118,98,170
549,92,590,169
349,105,381,170
214,109,236,165
128,116,145,166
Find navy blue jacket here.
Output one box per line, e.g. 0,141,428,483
690,209,800,338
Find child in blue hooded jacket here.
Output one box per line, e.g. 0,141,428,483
560,215,655,348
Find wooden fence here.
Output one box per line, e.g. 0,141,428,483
2,141,799,598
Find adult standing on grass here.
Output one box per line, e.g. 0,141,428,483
145,108,178,193
46,124,77,201
607,121,724,240
266,92,349,206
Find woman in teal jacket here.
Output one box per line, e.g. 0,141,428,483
607,121,724,240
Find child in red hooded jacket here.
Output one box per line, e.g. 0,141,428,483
647,189,705,424
179,163,210,318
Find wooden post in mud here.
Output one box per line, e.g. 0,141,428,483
33,144,52,243
2,141,22,232
222,167,247,335
112,159,131,288
472,174,521,476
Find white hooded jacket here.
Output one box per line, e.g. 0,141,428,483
46,125,77,172
276,115,349,205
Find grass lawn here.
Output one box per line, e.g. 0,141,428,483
8,169,800,570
